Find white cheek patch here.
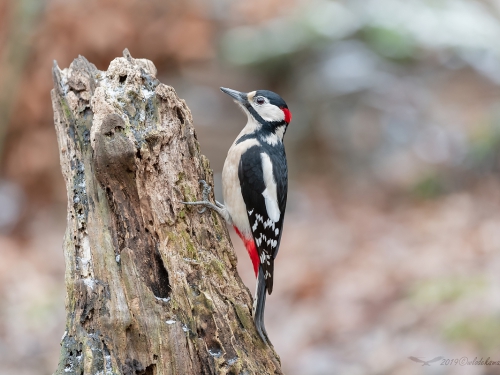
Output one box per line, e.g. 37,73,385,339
250,101,285,123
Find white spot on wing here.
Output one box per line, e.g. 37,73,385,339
255,232,267,247
252,220,258,232
275,228,279,236
263,218,275,230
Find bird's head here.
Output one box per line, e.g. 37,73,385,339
220,87,292,130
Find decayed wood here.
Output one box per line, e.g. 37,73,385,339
51,49,283,375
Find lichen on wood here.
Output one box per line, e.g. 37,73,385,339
51,49,283,375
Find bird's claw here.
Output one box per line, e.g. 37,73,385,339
181,180,226,217
199,180,211,201
181,180,213,213
180,200,210,213
195,180,212,212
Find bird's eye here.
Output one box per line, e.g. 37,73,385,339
256,97,265,105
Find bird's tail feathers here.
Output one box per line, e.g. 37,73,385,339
253,267,269,344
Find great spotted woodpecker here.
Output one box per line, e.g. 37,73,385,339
182,87,291,343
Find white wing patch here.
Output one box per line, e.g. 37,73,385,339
260,153,280,223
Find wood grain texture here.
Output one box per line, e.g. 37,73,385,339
51,50,283,375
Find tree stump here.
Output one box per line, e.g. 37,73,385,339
51,49,283,375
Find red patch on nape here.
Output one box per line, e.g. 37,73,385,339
233,226,259,277
282,108,292,124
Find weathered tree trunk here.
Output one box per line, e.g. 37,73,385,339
51,50,283,375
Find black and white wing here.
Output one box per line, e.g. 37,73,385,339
238,144,288,294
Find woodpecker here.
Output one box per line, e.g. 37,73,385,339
182,87,291,343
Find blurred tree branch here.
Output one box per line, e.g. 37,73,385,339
51,50,282,374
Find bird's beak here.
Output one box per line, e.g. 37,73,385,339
220,87,247,104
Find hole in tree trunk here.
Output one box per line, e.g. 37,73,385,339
143,364,155,375
176,107,184,124
150,248,171,299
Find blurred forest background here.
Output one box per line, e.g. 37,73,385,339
2,0,500,374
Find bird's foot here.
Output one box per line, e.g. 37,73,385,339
181,180,213,213
181,180,230,221
199,180,211,203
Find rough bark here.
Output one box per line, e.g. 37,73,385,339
51,49,283,375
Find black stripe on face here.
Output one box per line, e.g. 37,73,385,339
245,103,287,130
235,133,257,145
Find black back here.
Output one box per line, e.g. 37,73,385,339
238,139,287,294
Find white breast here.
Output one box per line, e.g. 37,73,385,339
222,137,260,238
